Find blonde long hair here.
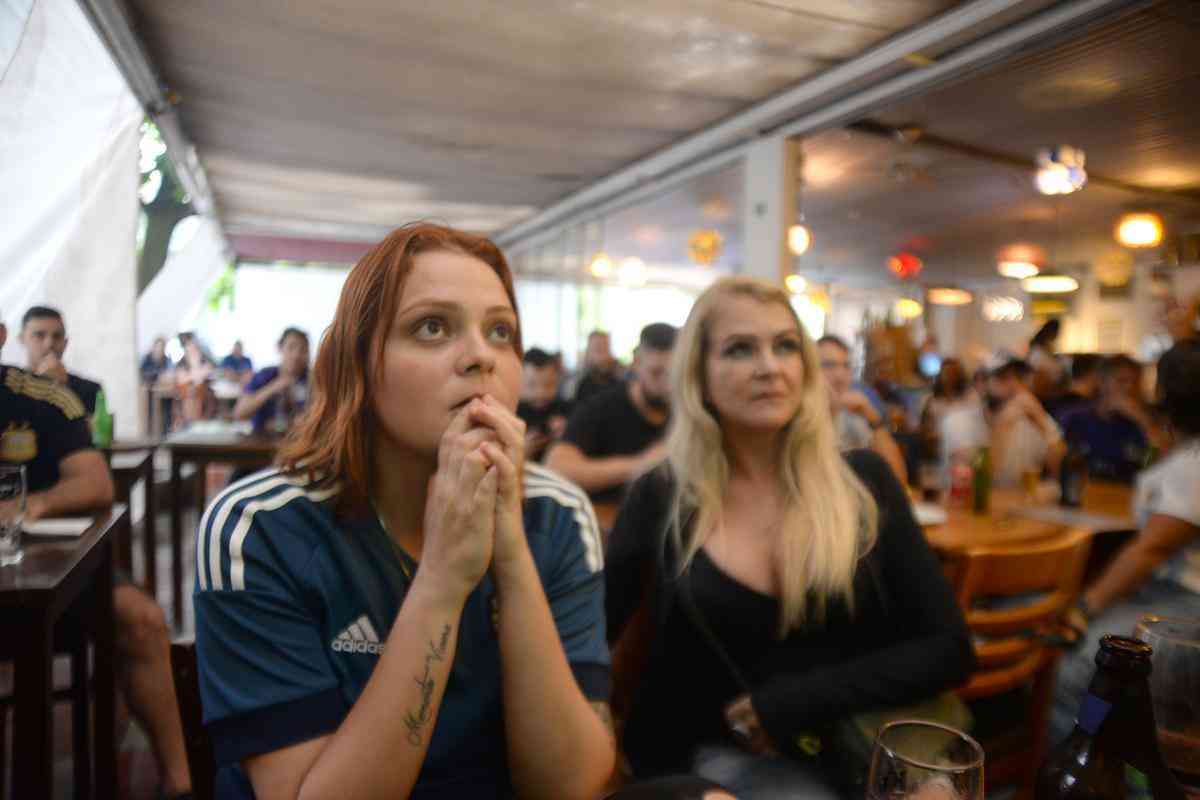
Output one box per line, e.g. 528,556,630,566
665,276,878,635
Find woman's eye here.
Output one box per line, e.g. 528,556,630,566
775,338,801,354
414,318,447,340
489,322,515,343
724,342,753,358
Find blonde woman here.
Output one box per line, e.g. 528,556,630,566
605,277,974,798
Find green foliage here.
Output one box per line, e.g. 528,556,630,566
205,263,237,312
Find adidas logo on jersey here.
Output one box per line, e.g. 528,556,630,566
331,614,384,655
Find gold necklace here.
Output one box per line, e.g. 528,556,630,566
372,500,415,582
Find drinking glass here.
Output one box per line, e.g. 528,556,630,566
0,465,27,566
1134,614,1200,797
867,720,984,800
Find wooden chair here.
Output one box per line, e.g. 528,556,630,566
953,527,1092,798
169,640,215,800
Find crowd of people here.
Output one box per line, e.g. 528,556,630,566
1,220,1198,798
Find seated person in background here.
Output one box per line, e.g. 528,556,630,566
1045,352,1102,423
140,335,174,385
0,320,192,799
516,347,572,462
606,277,973,799
233,327,310,436
547,322,675,508
942,356,1065,487
572,329,625,404
141,335,176,436
195,223,614,799
220,340,255,385
1051,344,1200,743
175,332,215,425
1061,355,1164,483
919,357,976,440
19,305,103,414
818,335,907,484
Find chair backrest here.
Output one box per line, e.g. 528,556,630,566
170,640,216,800
955,527,1091,690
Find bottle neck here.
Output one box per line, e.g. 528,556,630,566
1081,667,1163,763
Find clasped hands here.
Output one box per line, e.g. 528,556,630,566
419,395,529,602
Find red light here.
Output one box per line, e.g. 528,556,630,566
888,252,923,280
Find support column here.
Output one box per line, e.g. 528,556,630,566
740,135,800,285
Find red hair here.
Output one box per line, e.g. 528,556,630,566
277,222,522,515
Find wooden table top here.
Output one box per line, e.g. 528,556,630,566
922,483,1134,553
163,431,280,458
0,505,127,606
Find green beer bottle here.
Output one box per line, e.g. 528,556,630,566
971,445,991,515
92,389,113,448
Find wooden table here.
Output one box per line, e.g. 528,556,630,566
164,433,279,628
922,483,1135,553
0,506,125,798
106,444,158,593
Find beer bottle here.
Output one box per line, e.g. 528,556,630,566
1036,636,1186,800
91,389,113,449
971,445,991,515
1060,442,1088,508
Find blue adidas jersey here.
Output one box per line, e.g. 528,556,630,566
194,463,609,799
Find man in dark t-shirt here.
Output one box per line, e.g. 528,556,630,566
517,348,573,462
573,330,626,405
1062,355,1157,483
548,323,675,506
18,305,103,414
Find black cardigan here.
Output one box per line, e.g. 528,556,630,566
605,449,975,776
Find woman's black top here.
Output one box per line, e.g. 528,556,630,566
605,449,975,776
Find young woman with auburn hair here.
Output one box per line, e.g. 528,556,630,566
194,222,615,799
605,277,974,798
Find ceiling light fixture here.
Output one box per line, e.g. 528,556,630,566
1022,274,1079,294
1114,212,1164,248
895,298,924,319
1034,145,1087,195
617,256,647,287
997,260,1040,280
927,287,973,306
982,295,1025,322
887,252,923,280
588,252,613,279
788,223,811,256
784,273,808,294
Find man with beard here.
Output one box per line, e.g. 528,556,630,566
547,323,675,508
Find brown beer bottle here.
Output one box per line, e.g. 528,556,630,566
1036,636,1186,800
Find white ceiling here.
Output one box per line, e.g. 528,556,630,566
540,0,1200,289
126,0,975,247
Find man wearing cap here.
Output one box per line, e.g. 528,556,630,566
941,355,1065,487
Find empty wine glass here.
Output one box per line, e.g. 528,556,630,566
1134,614,1200,797
0,465,27,566
868,720,984,800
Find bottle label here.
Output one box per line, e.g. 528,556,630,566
1078,693,1112,735
1124,764,1152,800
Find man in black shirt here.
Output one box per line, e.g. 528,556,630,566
1045,353,1102,424
548,322,675,506
517,348,573,462
0,318,193,798
572,329,626,405
19,305,103,414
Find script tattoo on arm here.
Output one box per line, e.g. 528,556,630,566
402,624,452,746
